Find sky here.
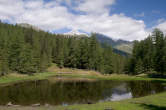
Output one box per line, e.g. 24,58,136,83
0,0,166,41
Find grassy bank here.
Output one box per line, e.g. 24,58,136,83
0,89,166,110
1,72,166,85
0,66,166,85
52,91,166,110
0,72,56,85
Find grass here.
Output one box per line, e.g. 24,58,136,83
1,65,166,85
0,66,101,85
1,71,166,85
0,72,56,85
55,91,166,110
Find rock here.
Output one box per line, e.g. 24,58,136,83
87,101,93,104
45,103,49,107
6,102,13,106
104,108,112,110
13,105,20,107
32,103,40,107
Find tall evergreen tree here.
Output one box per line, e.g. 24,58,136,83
126,29,166,75
153,29,165,74
17,44,34,74
0,22,126,75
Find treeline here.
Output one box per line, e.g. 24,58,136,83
125,29,166,75
0,22,125,75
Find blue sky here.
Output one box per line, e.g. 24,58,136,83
0,0,166,41
111,0,166,28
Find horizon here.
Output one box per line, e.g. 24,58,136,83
0,0,166,41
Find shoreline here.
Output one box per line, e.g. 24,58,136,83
0,69,166,110
0,91,166,110
0,71,166,85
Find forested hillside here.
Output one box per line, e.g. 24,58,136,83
0,22,126,75
125,29,166,75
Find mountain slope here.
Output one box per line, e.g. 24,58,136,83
95,33,133,55
115,43,133,54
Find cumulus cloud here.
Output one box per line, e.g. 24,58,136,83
0,0,149,41
156,21,166,34
0,0,24,21
76,0,115,15
73,14,148,40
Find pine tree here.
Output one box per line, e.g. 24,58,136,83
40,52,48,72
134,59,144,74
65,44,78,68
126,29,166,75
142,37,155,72
153,29,165,74
88,34,102,70
31,34,41,72
17,44,34,74
0,49,9,75
102,44,113,74
8,31,25,71
0,22,127,75
76,39,89,69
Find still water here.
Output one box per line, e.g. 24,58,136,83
0,79,165,105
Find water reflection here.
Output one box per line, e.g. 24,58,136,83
0,79,165,105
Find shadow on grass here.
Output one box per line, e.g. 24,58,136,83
148,73,166,79
140,104,166,110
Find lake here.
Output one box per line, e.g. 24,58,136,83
0,79,165,106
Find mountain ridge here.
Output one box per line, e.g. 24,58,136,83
95,33,133,54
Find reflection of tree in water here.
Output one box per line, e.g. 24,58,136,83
127,81,165,98
0,80,115,105
49,81,104,105
0,80,165,105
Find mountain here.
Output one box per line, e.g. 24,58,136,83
17,23,41,31
17,23,132,55
113,48,131,57
95,33,133,55
64,30,89,37
115,43,133,54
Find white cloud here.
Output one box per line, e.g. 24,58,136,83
156,21,166,34
73,14,148,40
76,0,115,15
0,0,24,21
0,0,149,41
24,0,44,9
